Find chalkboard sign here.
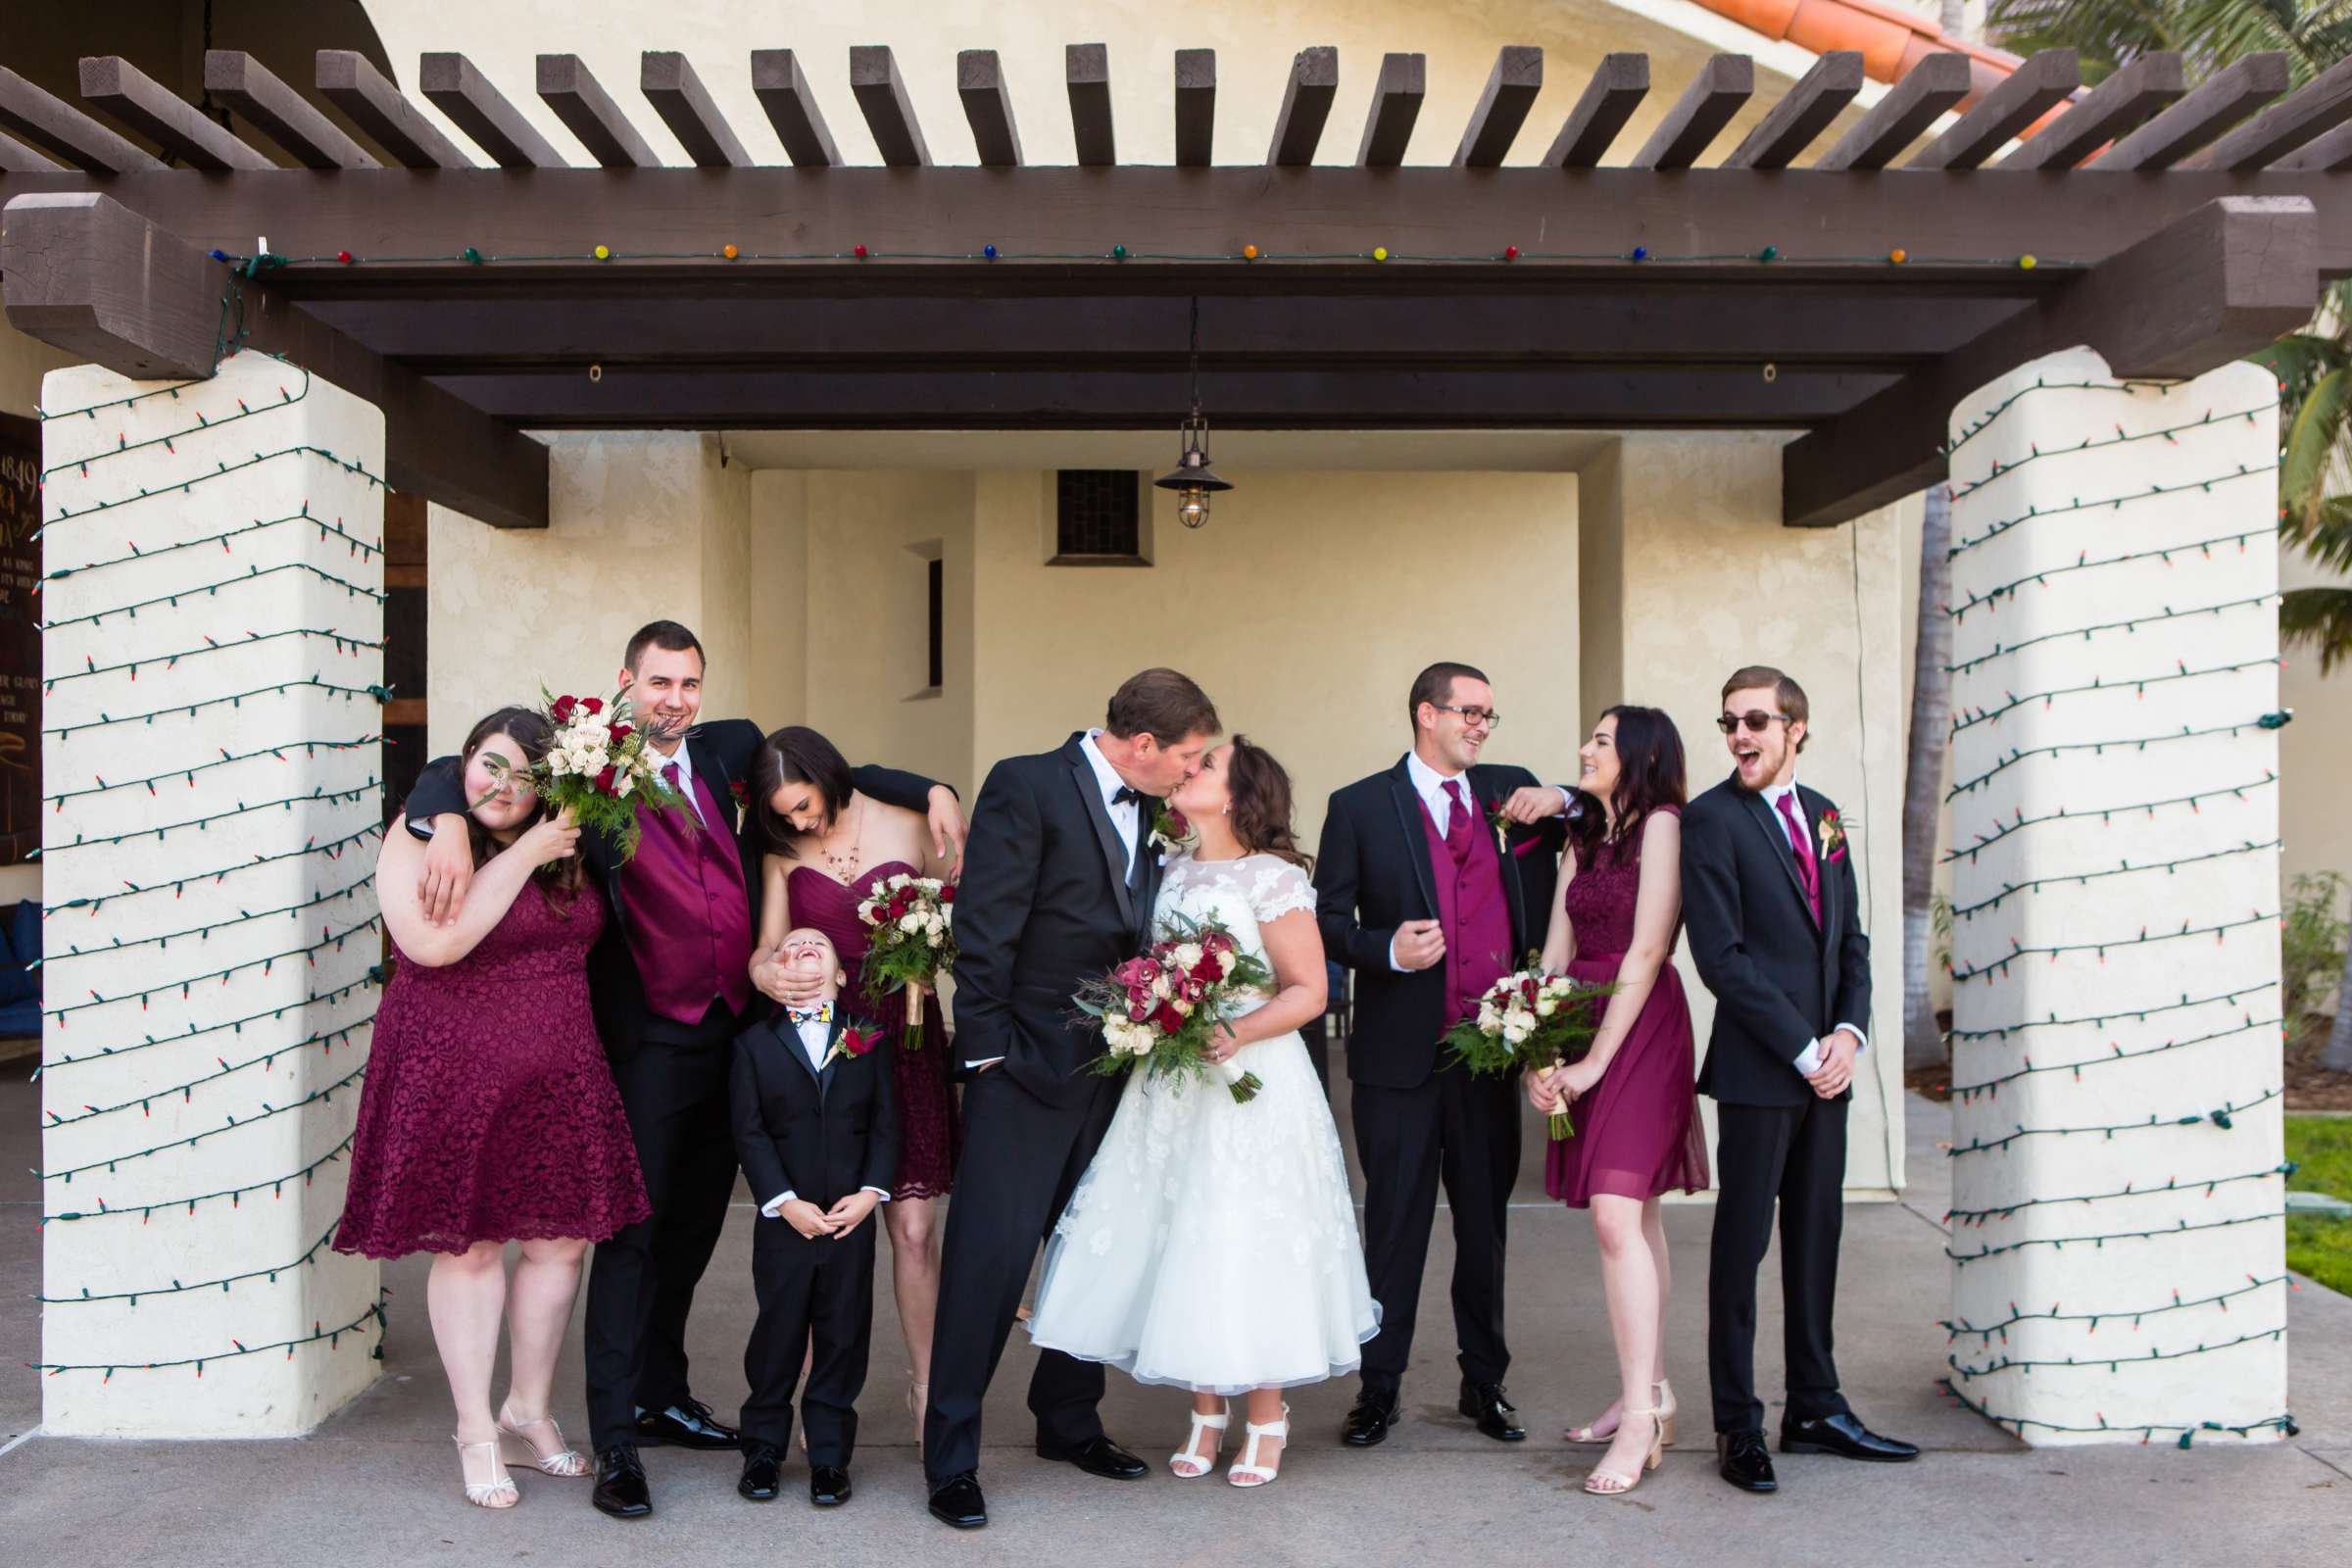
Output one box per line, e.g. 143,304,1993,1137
0,414,38,865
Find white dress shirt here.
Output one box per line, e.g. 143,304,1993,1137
1390,751,1476,972
760,1009,892,1216
1758,776,1869,1078
655,738,708,826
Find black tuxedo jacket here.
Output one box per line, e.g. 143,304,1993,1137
1314,757,1566,1091
1680,773,1872,1107
404,717,940,1054
728,1008,900,1210
951,732,1164,1106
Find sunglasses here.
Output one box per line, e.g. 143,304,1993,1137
1716,710,1792,735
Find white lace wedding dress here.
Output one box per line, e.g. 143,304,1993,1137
1027,852,1379,1395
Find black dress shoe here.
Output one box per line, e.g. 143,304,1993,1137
927,1472,987,1529
809,1465,852,1507
737,1443,782,1502
592,1445,653,1519
1781,1411,1920,1461
1034,1434,1148,1479
1458,1381,1526,1443
1341,1391,1401,1446
635,1397,741,1450
1718,1430,1778,1494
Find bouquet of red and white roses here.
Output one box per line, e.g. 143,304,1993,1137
486,688,686,861
856,872,956,1052
1443,970,1612,1140
1076,913,1273,1103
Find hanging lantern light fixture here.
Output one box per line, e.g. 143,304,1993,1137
1153,296,1231,528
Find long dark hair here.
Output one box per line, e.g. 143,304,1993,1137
1224,734,1313,872
455,706,582,899
749,725,854,858
1566,705,1687,861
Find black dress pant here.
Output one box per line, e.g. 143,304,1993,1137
922,1067,1120,1483
742,1211,876,1465
1708,1095,1853,1436
585,999,743,1451
1350,1062,1521,1395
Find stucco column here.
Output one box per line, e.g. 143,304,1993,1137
36,352,385,1437
1942,347,2288,1447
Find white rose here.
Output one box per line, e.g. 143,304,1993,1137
615,773,635,798
1535,998,1557,1017
1170,998,1193,1016
1152,974,1173,1000
899,910,926,933
1502,1017,1534,1044
924,912,946,939
1216,951,1236,976
1172,943,1203,971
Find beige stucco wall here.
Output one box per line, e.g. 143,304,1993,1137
2279,543,2352,904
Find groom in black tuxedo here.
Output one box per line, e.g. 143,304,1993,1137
1680,664,1916,1494
921,668,1222,1530
1315,662,1566,1447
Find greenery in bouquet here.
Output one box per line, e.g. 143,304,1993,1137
483,688,686,861
1076,912,1273,1102
1444,969,1613,1139
856,872,956,1051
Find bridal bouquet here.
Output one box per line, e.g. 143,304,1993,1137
485,688,685,861
1076,913,1273,1103
1444,970,1612,1140
856,872,956,1052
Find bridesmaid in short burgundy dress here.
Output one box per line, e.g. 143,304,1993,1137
1529,705,1706,1500
747,725,961,1432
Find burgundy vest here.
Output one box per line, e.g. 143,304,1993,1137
1419,791,1513,1029
618,762,753,1025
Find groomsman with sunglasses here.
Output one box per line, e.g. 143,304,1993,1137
1679,665,1916,1494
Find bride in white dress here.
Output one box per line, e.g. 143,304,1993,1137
1027,736,1379,1489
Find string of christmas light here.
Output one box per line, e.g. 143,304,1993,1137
1935,1379,2296,1447
1947,656,2280,737
1941,376,2188,457
43,735,380,808
43,1061,368,1183
1950,1014,2280,1098
1945,712,2291,801
1947,1325,2284,1379
37,374,220,422
1945,466,2276,560
42,676,391,742
40,1130,356,1224
36,782,380,858
37,1220,342,1304
1945,1162,2294,1224
1951,981,2277,1043
46,629,385,689
1947,527,2278,623
43,509,384,583
1946,403,2273,503
1945,593,2278,677
38,369,313,486
36,867,375,966
41,560,385,631
1950,1088,2281,1155
1944,773,2277,862
1949,841,2282,920
1947,909,2277,986
36,969,380,1072
1941,1275,2294,1341
37,443,390,531
45,822,381,915
45,914,380,1023
44,1015,373,1127
28,1296,386,1378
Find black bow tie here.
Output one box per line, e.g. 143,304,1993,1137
1112,786,1141,807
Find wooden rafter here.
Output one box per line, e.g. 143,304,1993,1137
1268,47,1338,166
0,65,163,173
1175,49,1215,167
1629,55,1752,171
641,52,752,169
751,49,839,168
317,50,469,170
1068,44,1114,166
1905,49,2075,172
420,53,564,170
1721,50,1859,171
2091,53,2287,171
79,56,274,172
851,44,929,167
957,50,1022,167
1545,53,1647,168
204,52,377,170
1453,46,1542,169
1357,53,1425,168
538,54,659,169
2185,52,2352,172
1998,53,2183,171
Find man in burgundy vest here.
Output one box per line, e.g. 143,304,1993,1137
1314,662,1566,1447
407,620,959,1520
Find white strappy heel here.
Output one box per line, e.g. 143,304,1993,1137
1171,1403,1229,1478
1228,1404,1289,1489
496,1401,587,1477
454,1435,519,1509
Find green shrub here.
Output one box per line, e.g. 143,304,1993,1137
2283,872,2349,1027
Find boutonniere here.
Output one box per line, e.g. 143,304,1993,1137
1816,808,1849,861
727,779,749,808
1485,801,1513,853
1151,803,1195,855
822,1024,882,1070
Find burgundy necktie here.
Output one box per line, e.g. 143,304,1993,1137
1775,791,1822,926
1442,779,1474,857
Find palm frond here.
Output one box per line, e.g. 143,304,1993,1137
2280,364,2352,515
2281,585,2352,671
2292,494,2352,571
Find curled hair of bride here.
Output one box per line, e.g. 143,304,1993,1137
453,706,583,900
750,725,854,858
1223,734,1314,872
1566,705,1688,863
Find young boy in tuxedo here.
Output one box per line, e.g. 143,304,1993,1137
729,928,899,1507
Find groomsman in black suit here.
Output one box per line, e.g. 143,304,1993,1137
921,668,1223,1530
1314,662,1567,1447
1679,664,1917,1494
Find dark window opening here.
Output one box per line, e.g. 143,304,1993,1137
1054,469,1145,562
926,558,945,690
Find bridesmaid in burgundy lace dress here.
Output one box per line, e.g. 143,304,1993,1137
748,726,960,1433
1527,705,1707,1499
338,707,649,1510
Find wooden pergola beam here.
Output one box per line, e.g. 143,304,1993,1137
958,50,1023,167
2091,52,2288,171
641,51,753,169
1545,53,1647,168
1357,53,1425,168
317,50,469,169
1268,47,1339,166
1906,49,2075,172
850,44,930,167
1999,52,2183,170
1453,46,1542,169
0,129,58,172
538,54,659,169
1175,49,1215,167
2184,52,2352,172
420,52,564,170
1630,55,1753,171
79,56,274,172
1,190,547,527
0,66,164,173
204,51,376,170
1067,44,1113,167
1784,194,2318,527
1721,50,1861,171
752,49,839,168
2275,117,2352,172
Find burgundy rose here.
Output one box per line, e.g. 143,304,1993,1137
582,697,604,715
939,884,956,905
1152,1002,1186,1034
552,695,577,721
593,764,616,794
609,722,633,743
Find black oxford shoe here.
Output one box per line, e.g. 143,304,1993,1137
1781,1411,1920,1462
809,1465,852,1507
592,1445,653,1519
1342,1391,1401,1446
928,1471,988,1529
737,1443,782,1502
1458,1381,1526,1443
1718,1430,1778,1494
636,1397,742,1450
1035,1434,1148,1479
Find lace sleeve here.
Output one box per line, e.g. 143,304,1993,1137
1248,858,1317,923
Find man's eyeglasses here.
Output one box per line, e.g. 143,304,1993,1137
1716,710,1791,735
1433,704,1501,730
